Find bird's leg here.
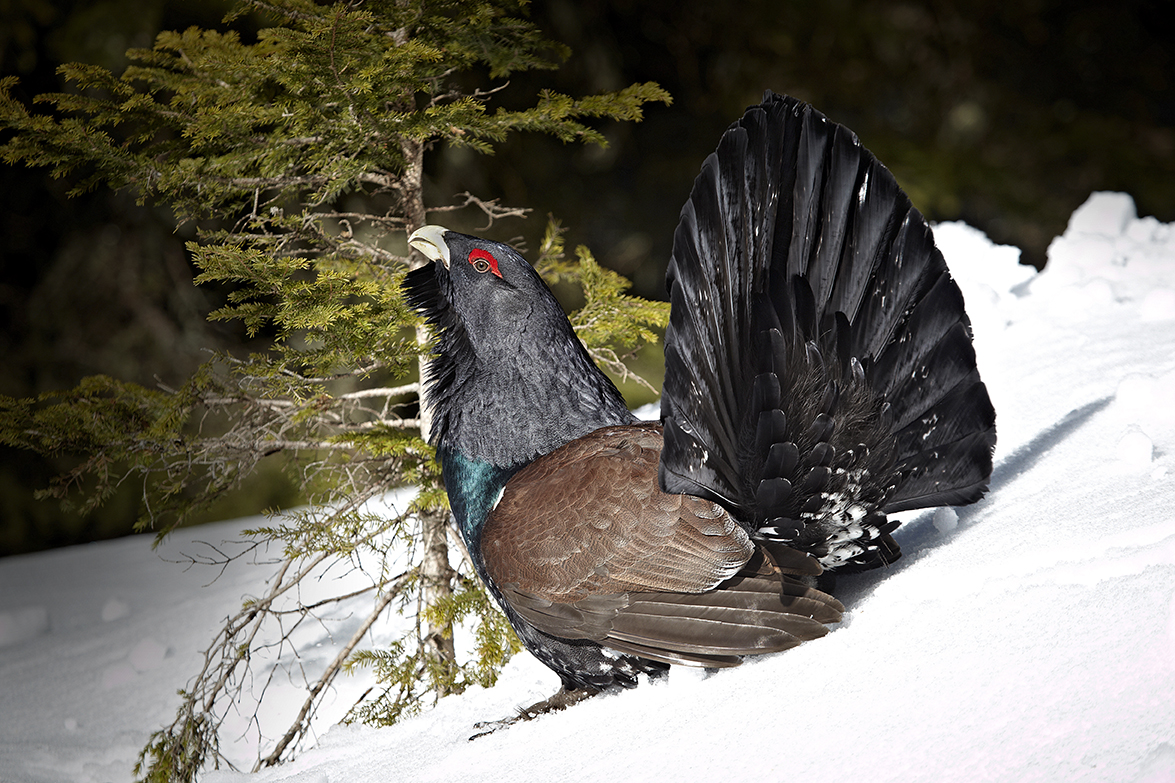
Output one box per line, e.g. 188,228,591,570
518,685,600,719
469,686,601,740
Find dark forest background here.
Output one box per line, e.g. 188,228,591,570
2,0,1172,555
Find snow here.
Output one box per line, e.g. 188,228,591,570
3,192,1175,783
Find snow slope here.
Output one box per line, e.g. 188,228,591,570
2,192,1174,783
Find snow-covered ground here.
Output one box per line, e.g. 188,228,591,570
2,192,1174,783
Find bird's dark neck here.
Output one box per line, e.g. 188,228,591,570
426,324,636,467
439,446,521,564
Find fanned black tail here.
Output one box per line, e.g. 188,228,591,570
659,91,995,573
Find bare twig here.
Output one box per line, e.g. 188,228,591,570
256,573,409,769
427,192,531,230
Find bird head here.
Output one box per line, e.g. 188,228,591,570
403,226,633,466
406,226,561,350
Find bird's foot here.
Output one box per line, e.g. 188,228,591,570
469,687,600,740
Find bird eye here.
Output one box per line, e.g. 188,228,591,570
467,248,502,278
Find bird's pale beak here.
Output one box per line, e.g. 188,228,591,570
408,225,451,269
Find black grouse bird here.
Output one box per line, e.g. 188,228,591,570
404,92,995,713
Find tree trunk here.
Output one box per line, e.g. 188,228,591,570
401,133,457,689
419,506,457,687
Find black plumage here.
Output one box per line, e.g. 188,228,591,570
404,92,995,701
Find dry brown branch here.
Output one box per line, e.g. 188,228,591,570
256,574,408,769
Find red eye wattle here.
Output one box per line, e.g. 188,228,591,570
468,248,502,278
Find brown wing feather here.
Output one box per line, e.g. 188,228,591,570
483,423,844,667
500,574,841,667
483,423,753,601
